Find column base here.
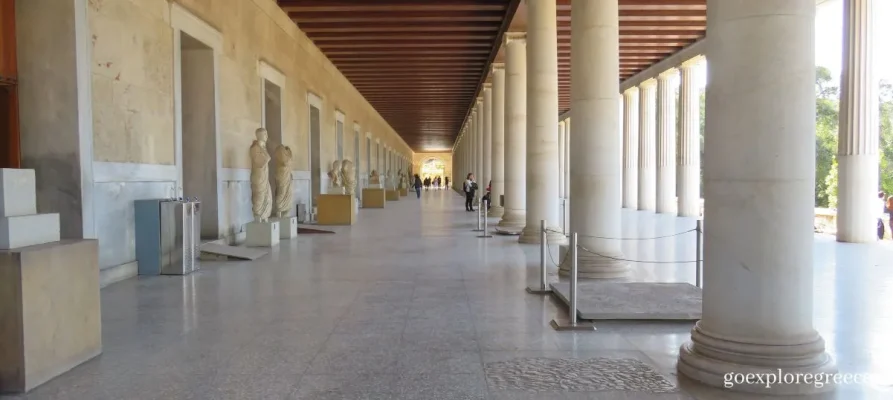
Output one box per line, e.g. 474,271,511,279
557,245,630,279
489,206,505,219
519,223,567,245
678,322,837,396
497,210,526,229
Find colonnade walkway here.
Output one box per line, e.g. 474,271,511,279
7,190,892,399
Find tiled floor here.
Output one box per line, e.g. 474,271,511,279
7,189,893,399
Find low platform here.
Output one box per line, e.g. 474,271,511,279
494,226,522,236
199,244,269,261
550,281,701,320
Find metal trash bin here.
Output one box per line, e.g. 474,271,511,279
135,199,201,276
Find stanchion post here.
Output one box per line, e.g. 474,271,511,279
526,220,551,294
550,232,596,331
696,219,703,288
472,199,483,232
477,199,492,238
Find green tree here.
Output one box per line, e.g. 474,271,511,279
814,66,839,208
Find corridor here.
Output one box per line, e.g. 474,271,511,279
7,190,892,399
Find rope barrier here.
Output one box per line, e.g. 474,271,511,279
546,241,568,267
576,245,698,264
545,228,696,241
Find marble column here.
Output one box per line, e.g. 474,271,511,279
498,33,527,230
678,0,836,395
564,118,570,205
677,57,702,218
476,97,484,188
483,84,493,188
656,70,678,215
637,79,657,212
561,0,628,278
622,88,639,209
558,121,566,199
837,0,878,243
490,63,506,218
520,0,565,245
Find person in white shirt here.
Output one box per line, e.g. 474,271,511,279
463,173,477,212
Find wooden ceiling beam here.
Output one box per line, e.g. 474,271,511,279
289,10,505,24
308,33,496,41
298,23,500,33
280,0,507,12
318,41,493,49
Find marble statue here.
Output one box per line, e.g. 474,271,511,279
250,128,273,222
386,169,394,189
398,171,408,190
328,160,343,188
272,144,293,217
341,159,357,196
369,170,380,185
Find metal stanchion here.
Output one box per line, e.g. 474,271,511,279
526,220,551,294
695,219,703,288
550,232,596,331
472,199,484,232
477,199,492,238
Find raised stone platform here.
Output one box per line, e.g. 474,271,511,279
550,281,701,320
0,239,101,393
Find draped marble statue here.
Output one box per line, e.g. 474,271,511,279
328,160,343,191
369,170,380,185
398,171,408,190
341,159,357,196
250,128,273,222
272,144,293,217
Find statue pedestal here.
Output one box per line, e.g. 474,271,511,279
0,240,101,393
386,190,400,201
317,194,356,225
362,188,386,208
246,221,280,247
326,186,345,195
399,188,408,197
272,217,298,239
368,182,383,189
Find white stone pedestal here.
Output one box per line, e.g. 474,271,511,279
0,169,37,217
273,217,297,239
327,186,345,195
246,221,280,247
0,214,61,250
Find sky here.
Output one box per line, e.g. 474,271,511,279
694,0,892,89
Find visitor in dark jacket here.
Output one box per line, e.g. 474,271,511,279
463,173,477,212
413,174,423,198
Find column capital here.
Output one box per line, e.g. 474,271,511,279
483,82,493,90
639,78,657,89
623,86,639,96
504,31,526,44
491,62,505,73
476,97,483,105
680,55,705,69
658,68,679,81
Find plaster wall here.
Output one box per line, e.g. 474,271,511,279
80,0,414,276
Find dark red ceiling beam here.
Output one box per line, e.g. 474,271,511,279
289,10,505,24
280,0,507,12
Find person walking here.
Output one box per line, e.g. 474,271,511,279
445,177,450,190
463,173,477,212
880,191,887,240
413,174,423,199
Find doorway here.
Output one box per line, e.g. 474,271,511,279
309,100,322,208
0,0,19,169
353,126,360,198
178,33,219,239
262,79,282,191
365,135,371,183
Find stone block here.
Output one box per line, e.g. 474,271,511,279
0,240,102,393
399,188,408,197
273,216,298,239
362,188,385,208
246,221,280,247
386,190,400,201
0,169,37,218
317,194,356,225
0,214,61,250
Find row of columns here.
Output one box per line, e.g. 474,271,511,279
449,0,886,394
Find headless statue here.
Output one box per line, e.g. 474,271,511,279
250,128,273,222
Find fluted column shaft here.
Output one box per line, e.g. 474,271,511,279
498,33,527,229
476,98,484,191
837,0,878,243
637,79,657,211
656,70,678,215
483,86,493,188
490,64,506,218
677,58,701,218
622,88,639,209
520,0,565,244
560,0,628,278
678,0,835,394
558,121,566,198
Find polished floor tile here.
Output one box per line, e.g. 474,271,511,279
6,189,893,399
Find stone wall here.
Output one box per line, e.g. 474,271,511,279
81,0,413,278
